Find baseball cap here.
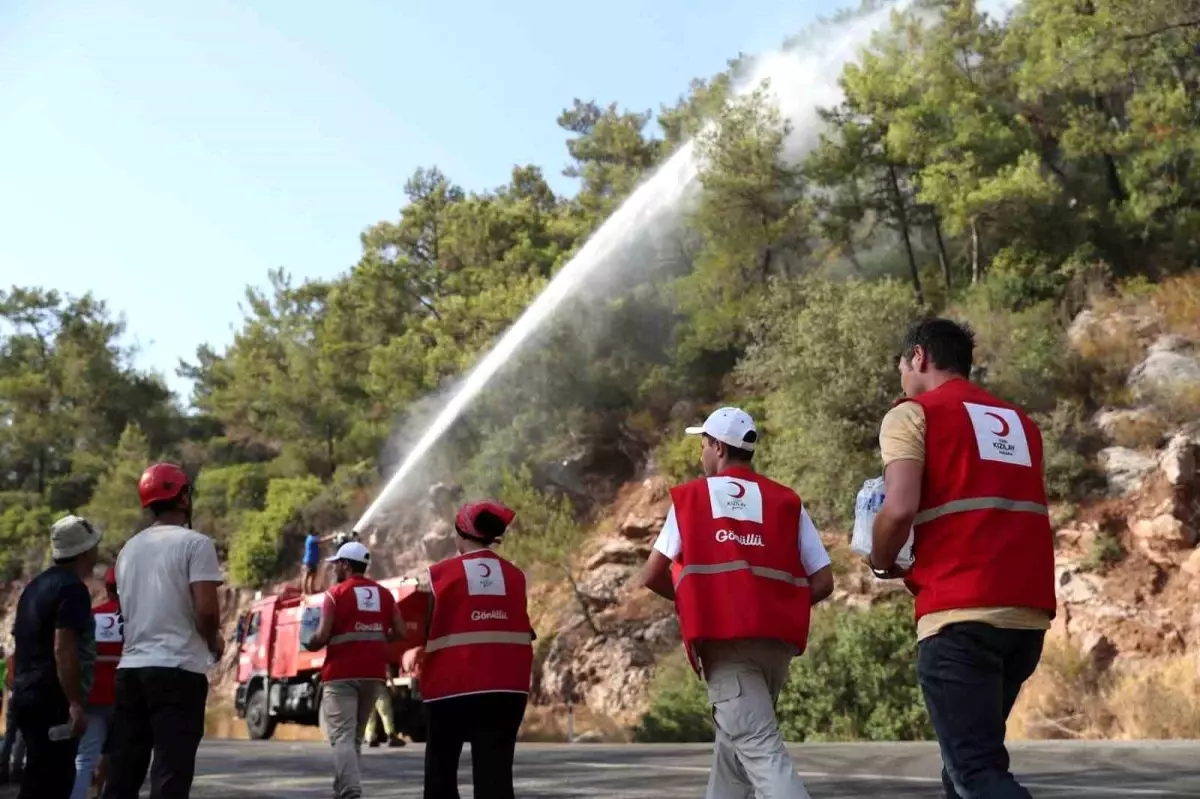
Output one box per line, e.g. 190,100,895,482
327,541,370,565
685,407,758,452
51,515,102,560
455,500,516,542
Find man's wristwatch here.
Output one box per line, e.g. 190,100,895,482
868,554,895,579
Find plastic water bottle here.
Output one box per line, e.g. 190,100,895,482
300,605,321,649
850,476,916,569
48,723,73,741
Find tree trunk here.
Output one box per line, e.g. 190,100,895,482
970,219,983,284
888,164,925,305
932,215,952,293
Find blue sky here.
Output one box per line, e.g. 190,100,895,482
1,0,847,403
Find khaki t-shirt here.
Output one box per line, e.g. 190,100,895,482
879,402,1051,642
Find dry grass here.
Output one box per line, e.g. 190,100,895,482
1011,641,1200,740
1105,409,1170,449
519,703,630,743
1153,272,1200,342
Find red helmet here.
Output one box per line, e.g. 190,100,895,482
454,500,516,542
104,567,117,586
138,462,190,508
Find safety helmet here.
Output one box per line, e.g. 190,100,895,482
455,500,516,543
138,462,191,508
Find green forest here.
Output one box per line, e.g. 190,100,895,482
2,0,1198,589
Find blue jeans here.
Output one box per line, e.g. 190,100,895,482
917,623,1044,799
71,706,113,799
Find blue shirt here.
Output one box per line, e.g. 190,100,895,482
303,534,321,567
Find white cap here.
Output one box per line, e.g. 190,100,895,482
51,515,102,560
327,541,370,565
685,406,758,452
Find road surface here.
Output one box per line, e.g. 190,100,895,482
171,739,1199,797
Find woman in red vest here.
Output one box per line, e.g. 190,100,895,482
422,501,534,799
72,568,122,799
871,318,1055,799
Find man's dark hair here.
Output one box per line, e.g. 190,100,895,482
148,486,189,518
704,433,755,463
900,318,975,377
345,560,368,575
53,554,79,567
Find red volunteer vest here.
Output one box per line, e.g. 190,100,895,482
905,379,1057,620
321,576,395,683
670,466,812,672
421,550,533,702
89,599,122,706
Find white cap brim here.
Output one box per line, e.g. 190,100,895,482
685,426,705,435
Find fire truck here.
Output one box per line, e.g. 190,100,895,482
233,578,429,741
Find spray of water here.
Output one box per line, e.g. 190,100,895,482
355,0,921,533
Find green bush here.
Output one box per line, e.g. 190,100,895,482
228,476,323,587
193,463,269,551
777,598,931,741
652,433,703,485
633,652,713,743
1035,400,1105,502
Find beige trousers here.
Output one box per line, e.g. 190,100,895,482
363,685,396,741
319,679,383,799
700,639,811,799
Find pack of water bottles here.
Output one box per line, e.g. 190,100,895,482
850,476,915,569
300,605,322,650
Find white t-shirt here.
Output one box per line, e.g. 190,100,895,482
653,505,832,575
116,525,224,675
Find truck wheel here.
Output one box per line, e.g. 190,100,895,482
246,688,277,741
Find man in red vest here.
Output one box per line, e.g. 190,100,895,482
870,318,1055,799
639,407,834,799
305,541,404,799
422,501,533,799
71,568,122,799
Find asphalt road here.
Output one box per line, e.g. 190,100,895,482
172,739,1200,797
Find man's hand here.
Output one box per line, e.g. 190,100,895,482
209,634,226,661
639,551,675,601
866,554,910,580
68,701,87,738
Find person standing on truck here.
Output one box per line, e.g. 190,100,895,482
103,462,225,799
10,514,100,799
302,530,340,595
71,567,122,799
869,319,1055,799
638,407,835,799
305,541,405,799
421,501,534,799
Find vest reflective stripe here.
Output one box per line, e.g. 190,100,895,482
914,497,1049,526
675,560,810,587
424,633,532,652
95,655,122,663
328,631,387,646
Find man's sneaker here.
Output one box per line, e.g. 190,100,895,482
367,739,381,748
388,736,406,748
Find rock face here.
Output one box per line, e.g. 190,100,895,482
1098,447,1158,496
1128,335,1200,402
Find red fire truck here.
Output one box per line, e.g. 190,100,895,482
233,578,429,741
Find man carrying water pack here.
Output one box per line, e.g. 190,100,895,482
639,407,834,799
870,319,1055,799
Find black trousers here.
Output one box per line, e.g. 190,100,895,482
102,668,209,799
12,694,78,799
918,623,1045,799
423,692,527,799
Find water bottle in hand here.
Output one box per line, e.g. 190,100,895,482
48,722,73,741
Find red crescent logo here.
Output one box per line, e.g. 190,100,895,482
478,563,492,578
728,481,746,499
984,411,1011,437
102,616,116,629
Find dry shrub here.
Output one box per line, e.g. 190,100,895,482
1105,409,1170,449
1011,642,1200,740
1153,272,1200,342
520,703,629,742
1009,640,1113,739
1107,655,1200,739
